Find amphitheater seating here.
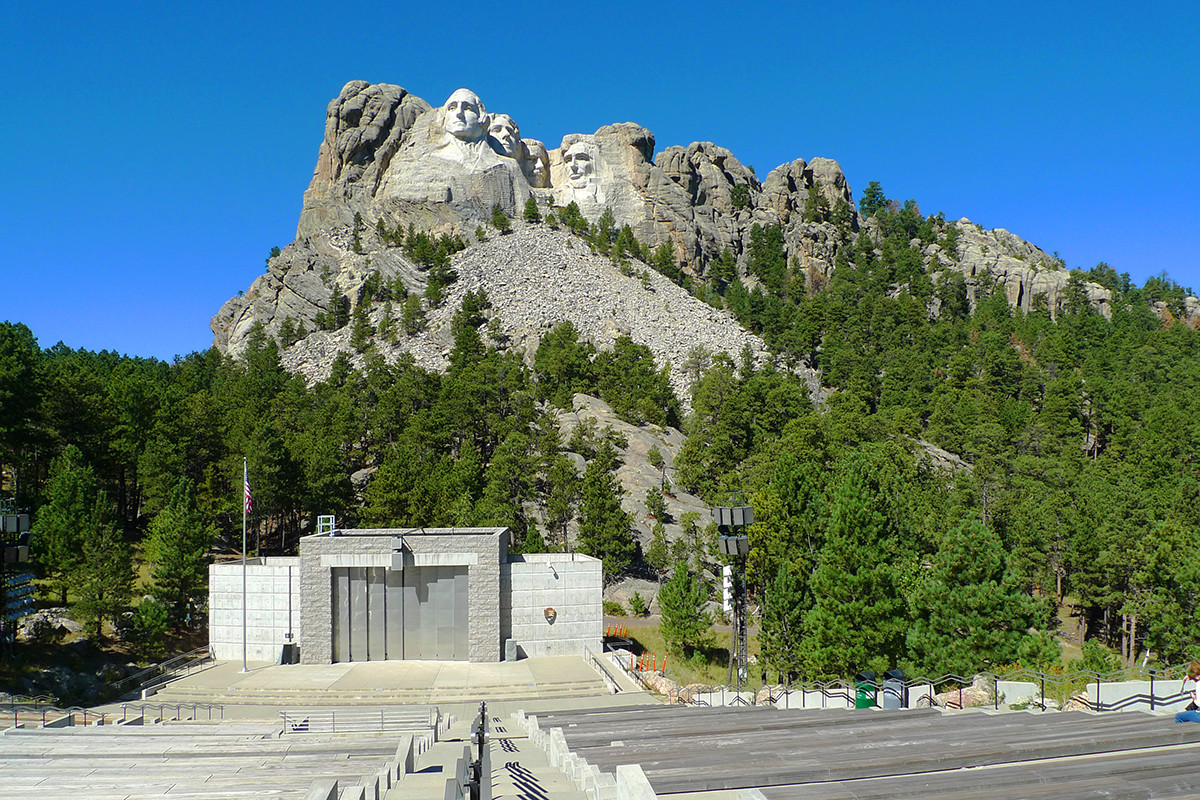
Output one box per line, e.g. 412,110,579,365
530,703,1200,798
0,718,426,799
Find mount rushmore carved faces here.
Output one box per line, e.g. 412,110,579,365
564,142,597,189
521,139,551,188
442,88,487,142
487,114,521,158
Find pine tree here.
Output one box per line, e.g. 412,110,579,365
647,522,670,575
907,520,1049,675
659,562,712,656
544,455,580,550
575,441,635,579
858,181,887,218
760,563,808,683
31,445,96,604
491,204,511,233
652,243,681,284
350,301,374,353
644,485,668,522
145,477,214,629
523,197,541,224
74,494,132,638
646,445,667,488
402,295,425,334
801,468,907,678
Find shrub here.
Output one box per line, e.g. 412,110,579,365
129,598,169,660
629,591,649,617
603,600,627,617
491,205,511,233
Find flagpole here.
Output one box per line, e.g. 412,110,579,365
242,457,248,673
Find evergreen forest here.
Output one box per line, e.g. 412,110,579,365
2,185,1199,681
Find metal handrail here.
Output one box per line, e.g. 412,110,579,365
119,701,224,723
111,645,215,696
0,694,57,708
3,704,110,728
279,707,438,734
583,647,625,693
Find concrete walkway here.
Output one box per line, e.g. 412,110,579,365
385,714,589,800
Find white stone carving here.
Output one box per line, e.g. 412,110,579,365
521,138,551,188
441,88,488,142
556,140,605,207
487,114,521,158
564,141,597,188
377,87,531,217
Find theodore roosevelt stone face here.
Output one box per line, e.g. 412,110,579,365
564,142,596,188
487,114,521,157
442,88,487,142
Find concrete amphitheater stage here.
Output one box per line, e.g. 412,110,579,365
137,655,646,713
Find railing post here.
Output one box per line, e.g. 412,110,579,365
1096,673,1102,712
1151,673,1155,711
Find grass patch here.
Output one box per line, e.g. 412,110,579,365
622,619,762,688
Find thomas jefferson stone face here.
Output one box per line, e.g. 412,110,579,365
521,139,550,188
487,114,521,157
442,89,487,142
564,142,596,189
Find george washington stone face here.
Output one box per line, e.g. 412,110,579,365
441,88,487,142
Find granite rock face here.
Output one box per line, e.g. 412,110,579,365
298,81,431,239
933,219,1114,320
216,79,1188,375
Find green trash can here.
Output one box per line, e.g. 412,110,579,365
854,671,877,709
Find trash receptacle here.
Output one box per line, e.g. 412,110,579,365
854,671,877,709
882,668,906,709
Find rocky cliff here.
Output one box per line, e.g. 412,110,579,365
212,79,1195,388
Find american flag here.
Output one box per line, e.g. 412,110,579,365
244,469,253,516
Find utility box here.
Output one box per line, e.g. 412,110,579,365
882,669,906,709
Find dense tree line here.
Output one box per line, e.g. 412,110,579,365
2,187,1198,676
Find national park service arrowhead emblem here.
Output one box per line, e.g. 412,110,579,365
544,607,557,624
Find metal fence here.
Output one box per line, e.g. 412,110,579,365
690,663,1195,713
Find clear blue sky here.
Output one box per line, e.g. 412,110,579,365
3,1,1197,360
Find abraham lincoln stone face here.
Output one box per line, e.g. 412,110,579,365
564,142,596,189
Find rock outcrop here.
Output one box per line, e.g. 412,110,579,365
936,219,1114,320
288,81,859,282
215,79,1191,387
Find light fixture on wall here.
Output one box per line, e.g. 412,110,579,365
548,564,558,579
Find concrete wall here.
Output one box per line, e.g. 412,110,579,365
298,527,506,664
503,553,602,658
208,557,300,662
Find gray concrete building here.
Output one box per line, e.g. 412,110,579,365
209,526,602,664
